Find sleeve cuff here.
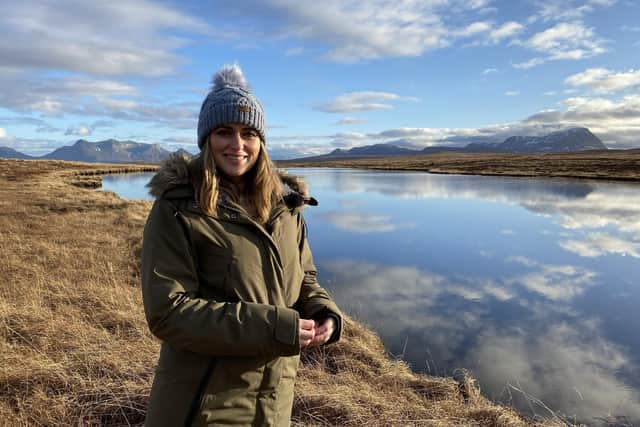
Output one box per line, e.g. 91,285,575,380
274,306,300,352
310,308,342,346
324,313,342,345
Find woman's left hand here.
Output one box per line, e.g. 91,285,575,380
307,317,336,347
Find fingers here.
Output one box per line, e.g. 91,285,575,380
299,318,336,348
314,318,335,336
299,318,315,348
307,318,335,347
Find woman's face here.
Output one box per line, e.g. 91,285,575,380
208,123,261,183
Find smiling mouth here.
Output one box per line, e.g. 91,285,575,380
224,154,248,160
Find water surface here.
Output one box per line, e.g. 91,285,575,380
103,169,640,424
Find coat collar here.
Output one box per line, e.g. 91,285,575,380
147,154,316,211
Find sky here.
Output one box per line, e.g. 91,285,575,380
1,0,639,159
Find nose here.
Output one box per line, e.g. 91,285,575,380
229,131,243,149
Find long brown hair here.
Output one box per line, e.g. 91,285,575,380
192,141,283,223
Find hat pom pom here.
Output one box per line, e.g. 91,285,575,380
212,64,249,91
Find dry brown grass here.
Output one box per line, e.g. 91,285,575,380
0,159,566,426
278,149,640,181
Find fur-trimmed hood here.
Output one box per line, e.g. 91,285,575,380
147,154,316,209
147,154,192,199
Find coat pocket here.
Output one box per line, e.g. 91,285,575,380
184,358,217,427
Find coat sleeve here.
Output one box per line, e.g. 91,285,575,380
141,198,300,357
295,213,343,345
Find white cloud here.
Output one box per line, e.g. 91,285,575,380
515,22,606,69
336,117,368,125
458,21,492,37
482,68,498,74
560,233,640,258
528,23,605,58
505,90,520,96
321,257,639,424
274,90,640,157
0,135,70,156
460,20,525,46
65,125,92,137
489,21,524,42
30,99,64,116
524,94,640,147
0,127,7,138
321,212,399,233
467,325,640,424
532,0,618,23
63,121,113,138
513,57,546,69
315,91,420,113
213,1,525,63
507,262,597,301
565,68,640,94
465,0,492,9
56,79,138,97
0,73,198,130
255,0,451,63
0,0,211,76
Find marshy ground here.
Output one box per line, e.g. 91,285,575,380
0,158,580,426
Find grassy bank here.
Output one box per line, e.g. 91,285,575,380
0,159,564,426
278,149,640,181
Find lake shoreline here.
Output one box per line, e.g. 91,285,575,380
277,149,640,182
0,158,562,426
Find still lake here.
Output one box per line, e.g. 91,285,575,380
103,168,640,425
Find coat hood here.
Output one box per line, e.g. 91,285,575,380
147,154,316,209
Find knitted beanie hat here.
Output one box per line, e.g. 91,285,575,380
197,64,265,149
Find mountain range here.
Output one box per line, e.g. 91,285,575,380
302,127,607,160
0,139,193,163
0,128,608,163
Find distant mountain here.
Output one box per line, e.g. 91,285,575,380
42,139,174,163
345,143,417,156
304,143,417,161
0,139,195,163
0,146,35,160
465,128,606,153
294,127,607,161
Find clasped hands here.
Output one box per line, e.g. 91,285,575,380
298,317,335,348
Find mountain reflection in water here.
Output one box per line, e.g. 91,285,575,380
102,168,640,424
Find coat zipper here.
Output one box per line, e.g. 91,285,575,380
219,202,287,272
184,358,217,427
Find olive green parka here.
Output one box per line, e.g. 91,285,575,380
141,155,342,427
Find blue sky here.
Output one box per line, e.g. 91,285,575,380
1,0,639,159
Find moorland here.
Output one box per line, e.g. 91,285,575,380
0,158,574,426
278,149,640,181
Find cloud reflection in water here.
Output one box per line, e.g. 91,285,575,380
320,258,639,424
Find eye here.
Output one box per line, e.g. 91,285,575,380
242,129,259,139
214,127,232,136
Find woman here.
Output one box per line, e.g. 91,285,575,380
141,64,343,426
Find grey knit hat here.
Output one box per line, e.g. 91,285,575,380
197,64,265,149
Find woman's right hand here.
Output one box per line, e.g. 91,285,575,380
299,318,315,348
